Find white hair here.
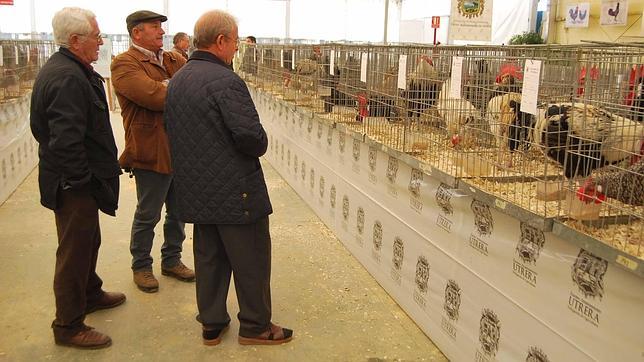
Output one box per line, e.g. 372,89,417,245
52,7,95,47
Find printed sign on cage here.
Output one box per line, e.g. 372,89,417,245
600,0,628,26
565,3,590,28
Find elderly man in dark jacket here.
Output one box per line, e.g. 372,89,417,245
30,7,125,349
164,10,293,346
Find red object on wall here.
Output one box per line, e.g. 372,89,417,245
431,16,440,29
0,0,14,5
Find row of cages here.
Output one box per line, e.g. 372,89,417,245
235,42,643,261
0,40,57,102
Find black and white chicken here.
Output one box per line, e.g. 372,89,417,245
533,103,644,178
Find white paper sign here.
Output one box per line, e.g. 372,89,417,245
601,0,628,26
0,46,4,67
280,49,284,68
261,49,264,64
15,45,19,65
397,54,407,90
26,46,30,63
253,48,256,62
360,52,368,83
330,50,335,76
520,59,542,115
449,56,464,99
291,49,296,70
565,3,590,28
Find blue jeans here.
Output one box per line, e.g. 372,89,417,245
130,169,185,271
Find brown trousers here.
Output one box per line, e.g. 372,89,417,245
193,217,272,336
52,188,104,335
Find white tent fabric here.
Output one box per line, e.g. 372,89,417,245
399,0,535,45
0,0,532,44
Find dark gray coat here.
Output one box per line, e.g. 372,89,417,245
30,48,121,215
164,50,271,224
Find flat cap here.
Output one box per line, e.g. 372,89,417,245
126,10,168,34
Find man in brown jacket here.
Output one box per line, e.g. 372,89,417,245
111,10,194,293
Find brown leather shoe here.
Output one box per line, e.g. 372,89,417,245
86,291,126,314
54,325,112,349
161,261,195,282
133,270,159,293
238,323,293,345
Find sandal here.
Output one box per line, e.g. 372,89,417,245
238,323,293,345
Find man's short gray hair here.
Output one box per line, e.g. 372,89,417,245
52,7,95,47
193,10,237,49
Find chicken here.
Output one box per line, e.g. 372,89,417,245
581,159,644,206
488,93,522,146
487,93,536,166
406,55,441,119
569,6,579,21
608,2,620,21
533,103,644,178
436,78,481,147
323,56,361,113
495,62,523,94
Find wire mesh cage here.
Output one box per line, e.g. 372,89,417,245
238,41,644,260
0,40,56,102
551,44,644,259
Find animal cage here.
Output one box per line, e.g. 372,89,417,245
554,44,644,259
239,41,643,260
362,45,407,151
325,44,367,129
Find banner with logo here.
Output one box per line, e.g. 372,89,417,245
448,0,493,42
255,88,644,361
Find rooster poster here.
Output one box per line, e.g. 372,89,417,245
565,3,590,28
600,0,628,26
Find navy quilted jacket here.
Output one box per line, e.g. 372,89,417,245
164,50,272,224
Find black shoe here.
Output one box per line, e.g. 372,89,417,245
203,325,229,346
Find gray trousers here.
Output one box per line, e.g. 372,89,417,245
193,217,272,336
131,168,185,271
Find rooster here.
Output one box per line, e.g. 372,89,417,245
569,6,579,21
533,103,644,178
608,2,620,21
406,55,441,119
495,62,523,94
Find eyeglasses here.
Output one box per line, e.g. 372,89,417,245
75,32,104,41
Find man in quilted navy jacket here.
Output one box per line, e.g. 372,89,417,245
164,10,293,346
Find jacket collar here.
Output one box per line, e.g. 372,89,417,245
58,47,104,81
129,45,179,65
189,50,230,69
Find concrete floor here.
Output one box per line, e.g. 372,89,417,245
0,112,447,361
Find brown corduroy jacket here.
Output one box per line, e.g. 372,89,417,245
111,46,186,174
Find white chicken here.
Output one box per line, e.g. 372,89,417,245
436,78,481,147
